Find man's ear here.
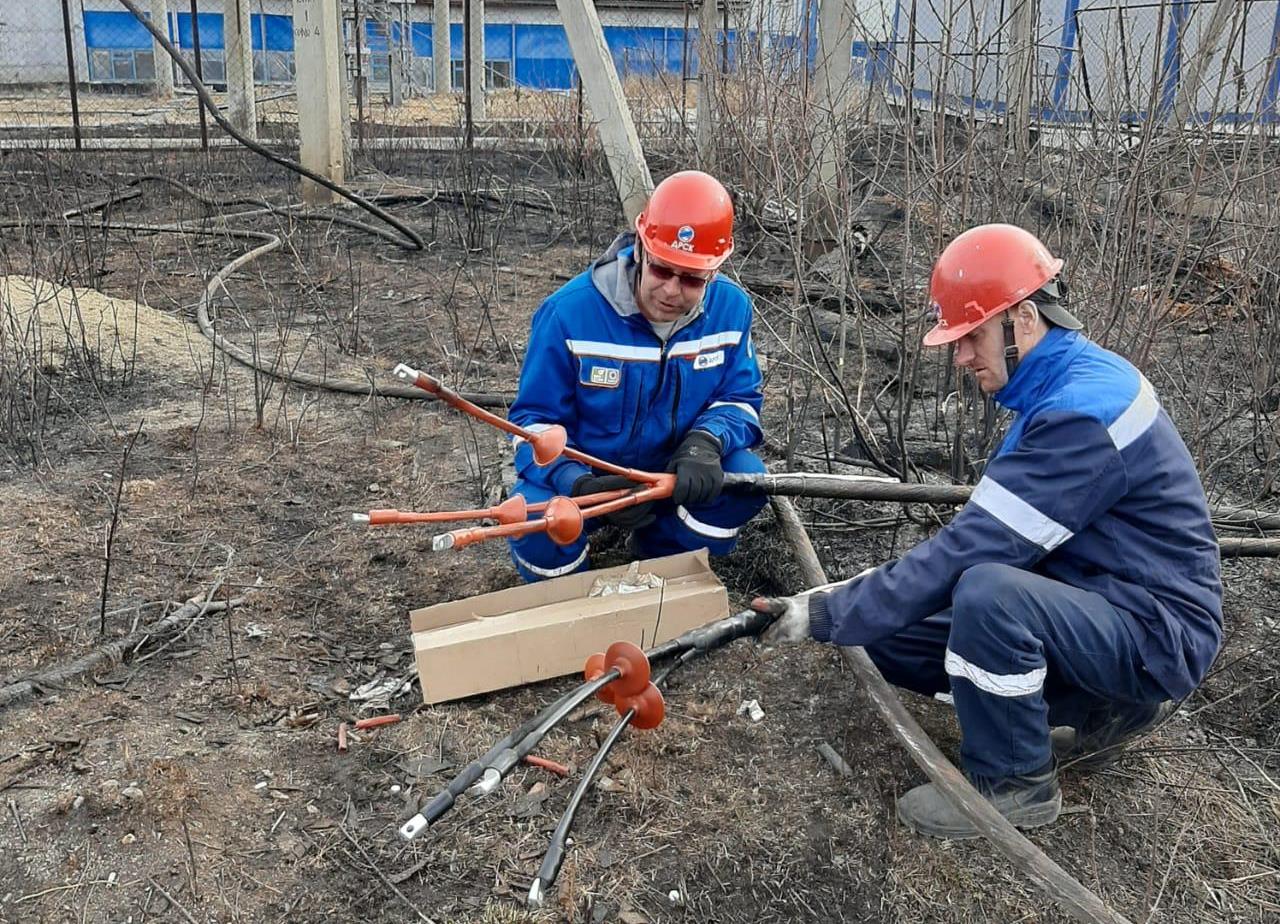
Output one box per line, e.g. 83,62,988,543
1017,300,1041,330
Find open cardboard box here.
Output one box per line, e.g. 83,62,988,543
409,549,729,704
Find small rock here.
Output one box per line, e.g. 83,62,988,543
367,483,382,493
269,789,290,801
254,781,269,791
596,776,623,793
390,784,402,795
72,795,85,811
305,804,319,815
121,786,143,801
107,872,117,886
667,889,684,907
120,833,136,845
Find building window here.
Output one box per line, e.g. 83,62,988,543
486,59,512,90
451,59,464,91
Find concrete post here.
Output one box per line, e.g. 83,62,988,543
808,0,856,251
225,0,258,138
695,0,719,167
1172,0,1240,126
433,0,451,94
466,0,486,119
555,0,654,223
151,0,174,98
294,0,346,203
1005,0,1037,155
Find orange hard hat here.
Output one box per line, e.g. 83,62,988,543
635,171,734,272
923,224,1065,347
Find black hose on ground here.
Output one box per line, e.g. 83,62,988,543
114,0,426,251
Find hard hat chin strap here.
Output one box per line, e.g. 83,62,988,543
1002,312,1020,379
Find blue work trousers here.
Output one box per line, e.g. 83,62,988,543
865,562,1168,780
508,448,768,582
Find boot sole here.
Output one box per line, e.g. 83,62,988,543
897,791,1063,841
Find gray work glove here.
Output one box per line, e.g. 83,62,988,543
752,568,877,645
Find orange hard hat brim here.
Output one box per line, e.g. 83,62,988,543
922,316,983,347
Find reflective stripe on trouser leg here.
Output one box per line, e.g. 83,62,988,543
507,478,592,583
944,561,1169,780
633,448,768,558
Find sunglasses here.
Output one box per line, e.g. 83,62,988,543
643,255,714,290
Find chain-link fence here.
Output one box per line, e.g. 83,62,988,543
1,2,1277,148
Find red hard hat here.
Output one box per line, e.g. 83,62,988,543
923,224,1064,347
635,171,734,272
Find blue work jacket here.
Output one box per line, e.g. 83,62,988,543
811,327,1223,700
508,237,763,495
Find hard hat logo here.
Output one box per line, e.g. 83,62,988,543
635,171,734,272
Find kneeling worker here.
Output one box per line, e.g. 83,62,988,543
506,171,767,581
756,224,1222,838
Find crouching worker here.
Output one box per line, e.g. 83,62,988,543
506,171,767,582
754,224,1222,838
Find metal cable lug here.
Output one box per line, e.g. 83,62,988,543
467,766,504,796
527,879,544,909
431,534,456,552
399,814,429,841
351,513,370,525
392,362,420,382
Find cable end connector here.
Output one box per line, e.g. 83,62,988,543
399,814,429,842
431,533,456,552
527,879,544,909
351,513,370,525
392,362,420,383
467,768,502,796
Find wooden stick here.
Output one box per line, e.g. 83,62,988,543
733,473,1280,556
769,497,1134,924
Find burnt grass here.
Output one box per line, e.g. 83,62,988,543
0,147,1277,924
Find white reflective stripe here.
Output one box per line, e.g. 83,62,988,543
668,331,743,357
934,692,954,706
566,340,661,362
708,400,760,423
512,422,553,447
676,506,740,539
1108,377,1159,450
970,476,1074,551
944,649,1046,697
514,543,590,578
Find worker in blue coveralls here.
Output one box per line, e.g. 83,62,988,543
505,170,767,582
753,224,1223,838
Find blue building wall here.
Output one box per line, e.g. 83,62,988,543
79,6,1280,124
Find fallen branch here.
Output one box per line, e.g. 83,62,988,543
770,497,1135,924
733,473,1280,553
0,587,253,710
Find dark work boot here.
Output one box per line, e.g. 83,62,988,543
896,762,1061,840
1051,701,1172,772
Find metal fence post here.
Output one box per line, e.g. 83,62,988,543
60,0,83,150
189,0,209,149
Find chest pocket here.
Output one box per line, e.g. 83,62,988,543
576,357,631,436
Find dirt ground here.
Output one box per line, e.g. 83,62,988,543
0,147,1277,924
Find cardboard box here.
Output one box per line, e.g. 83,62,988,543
409,549,729,705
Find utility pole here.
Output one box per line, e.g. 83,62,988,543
1005,0,1037,155
1172,0,1240,127
695,0,719,167
151,0,175,98
808,0,856,253
225,0,258,138
433,0,451,94
555,0,654,223
294,0,346,203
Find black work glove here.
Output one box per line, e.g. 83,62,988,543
666,431,724,508
571,474,656,531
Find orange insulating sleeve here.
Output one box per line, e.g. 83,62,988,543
523,755,571,777
353,714,402,730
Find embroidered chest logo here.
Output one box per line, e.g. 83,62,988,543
589,366,621,387
693,350,724,371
